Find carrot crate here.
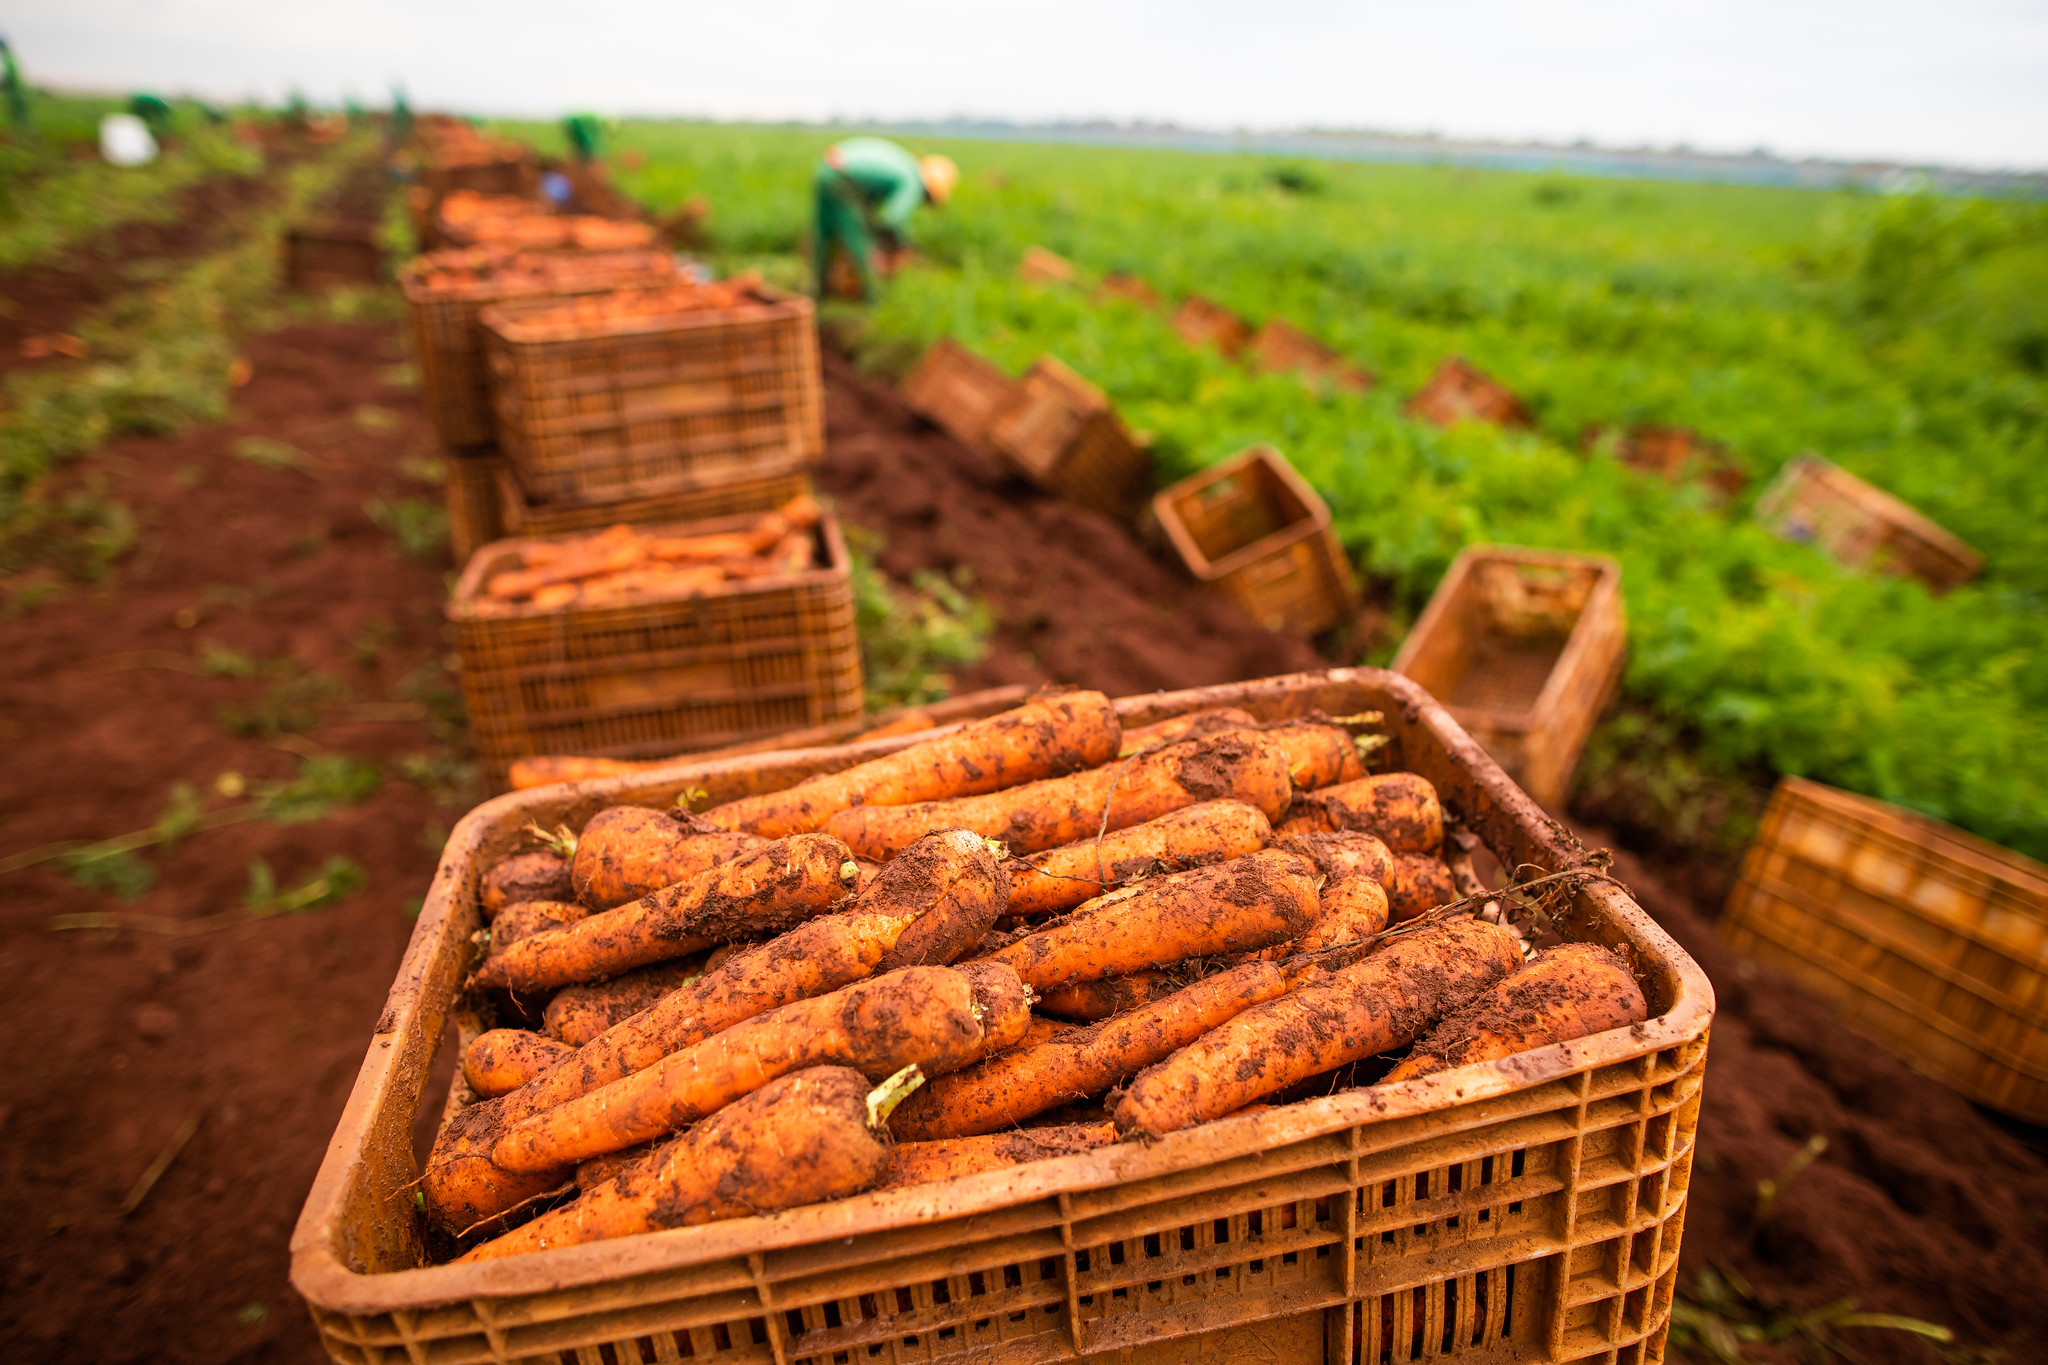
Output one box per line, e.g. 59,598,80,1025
291,668,1711,1365
987,355,1151,520
1613,426,1744,499
1406,357,1532,429
285,220,384,290
1154,445,1360,635
482,283,825,505
1172,295,1253,357
901,338,1019,453
1723,776,2048,1120
1250,319,1375,392
447,514,861,782
402,247,678,449
443,449,507,567
494,462,813,540
1392,546,1626,810
1754,454,1981,594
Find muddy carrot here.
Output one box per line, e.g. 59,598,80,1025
507,755,657,790
828,731,1293,861
892,959,1294,1140
1384,943,1647,1083
1291,773,1442,854
1385,853,1457,923
481,850,574,917
1296,877,1390,952
492,962,1029,1171
1274,830,1394,888
471,833,857,992
1118,708,1258,755
1113,916,1521,1136
1004,800,1272,919
464,1030,576,1099
543,959,703,1046
878,1121,1119,1191
1035,970,1186,1021
571,805,766,909
486,899,588,956
986,849,1317,990
702,690,1121,838
460,1067,909,1261
1231,719,1365,791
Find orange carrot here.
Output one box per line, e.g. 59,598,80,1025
480,851,574,917
878,1121,1118,1191
506,755,656,790
1289,773,1442,854
1231,719,1365,791
1035,970,1186,1021
464,1029,576,1099
1274,829,1394,888
703,689,1121,838
486,899,587,956
1383,943,1647,1083
1004,799,1272,918
542,958,703,1046
1385,853,1457,923
1118,707,1257,755
570,805,766,909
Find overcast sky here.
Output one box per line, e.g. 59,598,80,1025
7,0,2046,169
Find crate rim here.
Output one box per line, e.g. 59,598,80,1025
1153,444,1335,584
289,667,1712,1318
398,248,677,305
478,281,811,346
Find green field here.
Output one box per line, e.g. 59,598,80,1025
516,120,2048,859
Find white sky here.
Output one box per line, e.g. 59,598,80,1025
6,0,2046,170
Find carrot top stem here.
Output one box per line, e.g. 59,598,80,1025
523,821,578,860
868,1065,926,1127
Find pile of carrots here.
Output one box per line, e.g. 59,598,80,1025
403,245,677,299
436,190,659,251
427,691,1650,1262
503,274,772,331
471,494,823,612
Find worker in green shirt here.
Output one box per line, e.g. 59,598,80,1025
813,137,957,299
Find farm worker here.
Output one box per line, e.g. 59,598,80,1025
813,137,957,299
1,38,29,131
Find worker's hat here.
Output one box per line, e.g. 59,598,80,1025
920,154,959,206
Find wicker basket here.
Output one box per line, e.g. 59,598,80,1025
1154,445,1360,635
1392,546,1625,811
482,285,825,506
444,449,508,568
285,220,384,290
987,356,1151,520
1754,454,1981,594
1406,357,1533,429
1249,319,1376,393
449,514,861,782
290,668,1712,1365
402,248,679,450
1172,296,1253,358
901,339,1020,453
494,462,813,540
1723,776,2048,1120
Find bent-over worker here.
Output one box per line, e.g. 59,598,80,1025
813,137,957,299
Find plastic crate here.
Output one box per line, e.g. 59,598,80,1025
444,449,509,568
1096,273,1161,309
1405,358,1532,429
1154,446,1360,635
447,513,861,782
1391,546,1625,811
901,339,1020,453
1173,296,1253,357
493,462,813,540
1753,454,1981,594
1249,319,1376,393
987,356,1152,520
289,667,1712,1365
285,220,384,290
1611,427,1744,500
481,284,824,505
401,248,678,449
1019,245,1079,284
1722,776,2048,1120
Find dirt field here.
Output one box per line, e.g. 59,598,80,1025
0,177,2042,1365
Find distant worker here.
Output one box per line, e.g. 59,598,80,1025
1,37,29,132
813,137,957,299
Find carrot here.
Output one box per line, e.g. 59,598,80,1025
1118,707,1257,755
543,958,702,1046
423,829,1006,1231
1295,877,1390,952
506,755,654,790
464,1029,576,1099
460,1066,912,1261
986,849,1317,991
1274,830,1394,888
878,1121,1119,1191
1385,853,1456,923
492,962,1029,1171
575,1141,661,1193
1383,943,1647,1083
1036,970,1185,1021
1289,773,1442,854
470,833,857,992
481,851,574,917
703,689,1121,839
1112,916,1522,1136
486,899,588,956
1004,799,1272,919
570,805,766,909
892,959,1294,1140
828,731,1293,861
1232,719,1365,791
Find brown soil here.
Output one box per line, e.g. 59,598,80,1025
0,179,2042,1362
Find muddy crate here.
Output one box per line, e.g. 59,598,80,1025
1406,357,1532,429
482,284,824,506
1391,546,1625,811
402,248,678,449
901,338,1019,453
494,462,814,540
1722,776,2048,1121
290,668,1711,1365
1172,295,1253,357
1154,445,1360,636
447,514,861,782
987,355,1152,520
1250,319,1375,393
1754,454,1981,594
285,220,385,289
444,449,509,566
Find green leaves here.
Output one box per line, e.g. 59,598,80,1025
847,531,993,711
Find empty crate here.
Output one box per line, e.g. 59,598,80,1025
1392,546,1626,809
901,339,1020,452
1249,318,1375,392
1172,295,1253,357
1154,445,1360,635
987,355,1151,520
1406,357,1533,429
1755,454,1981,594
